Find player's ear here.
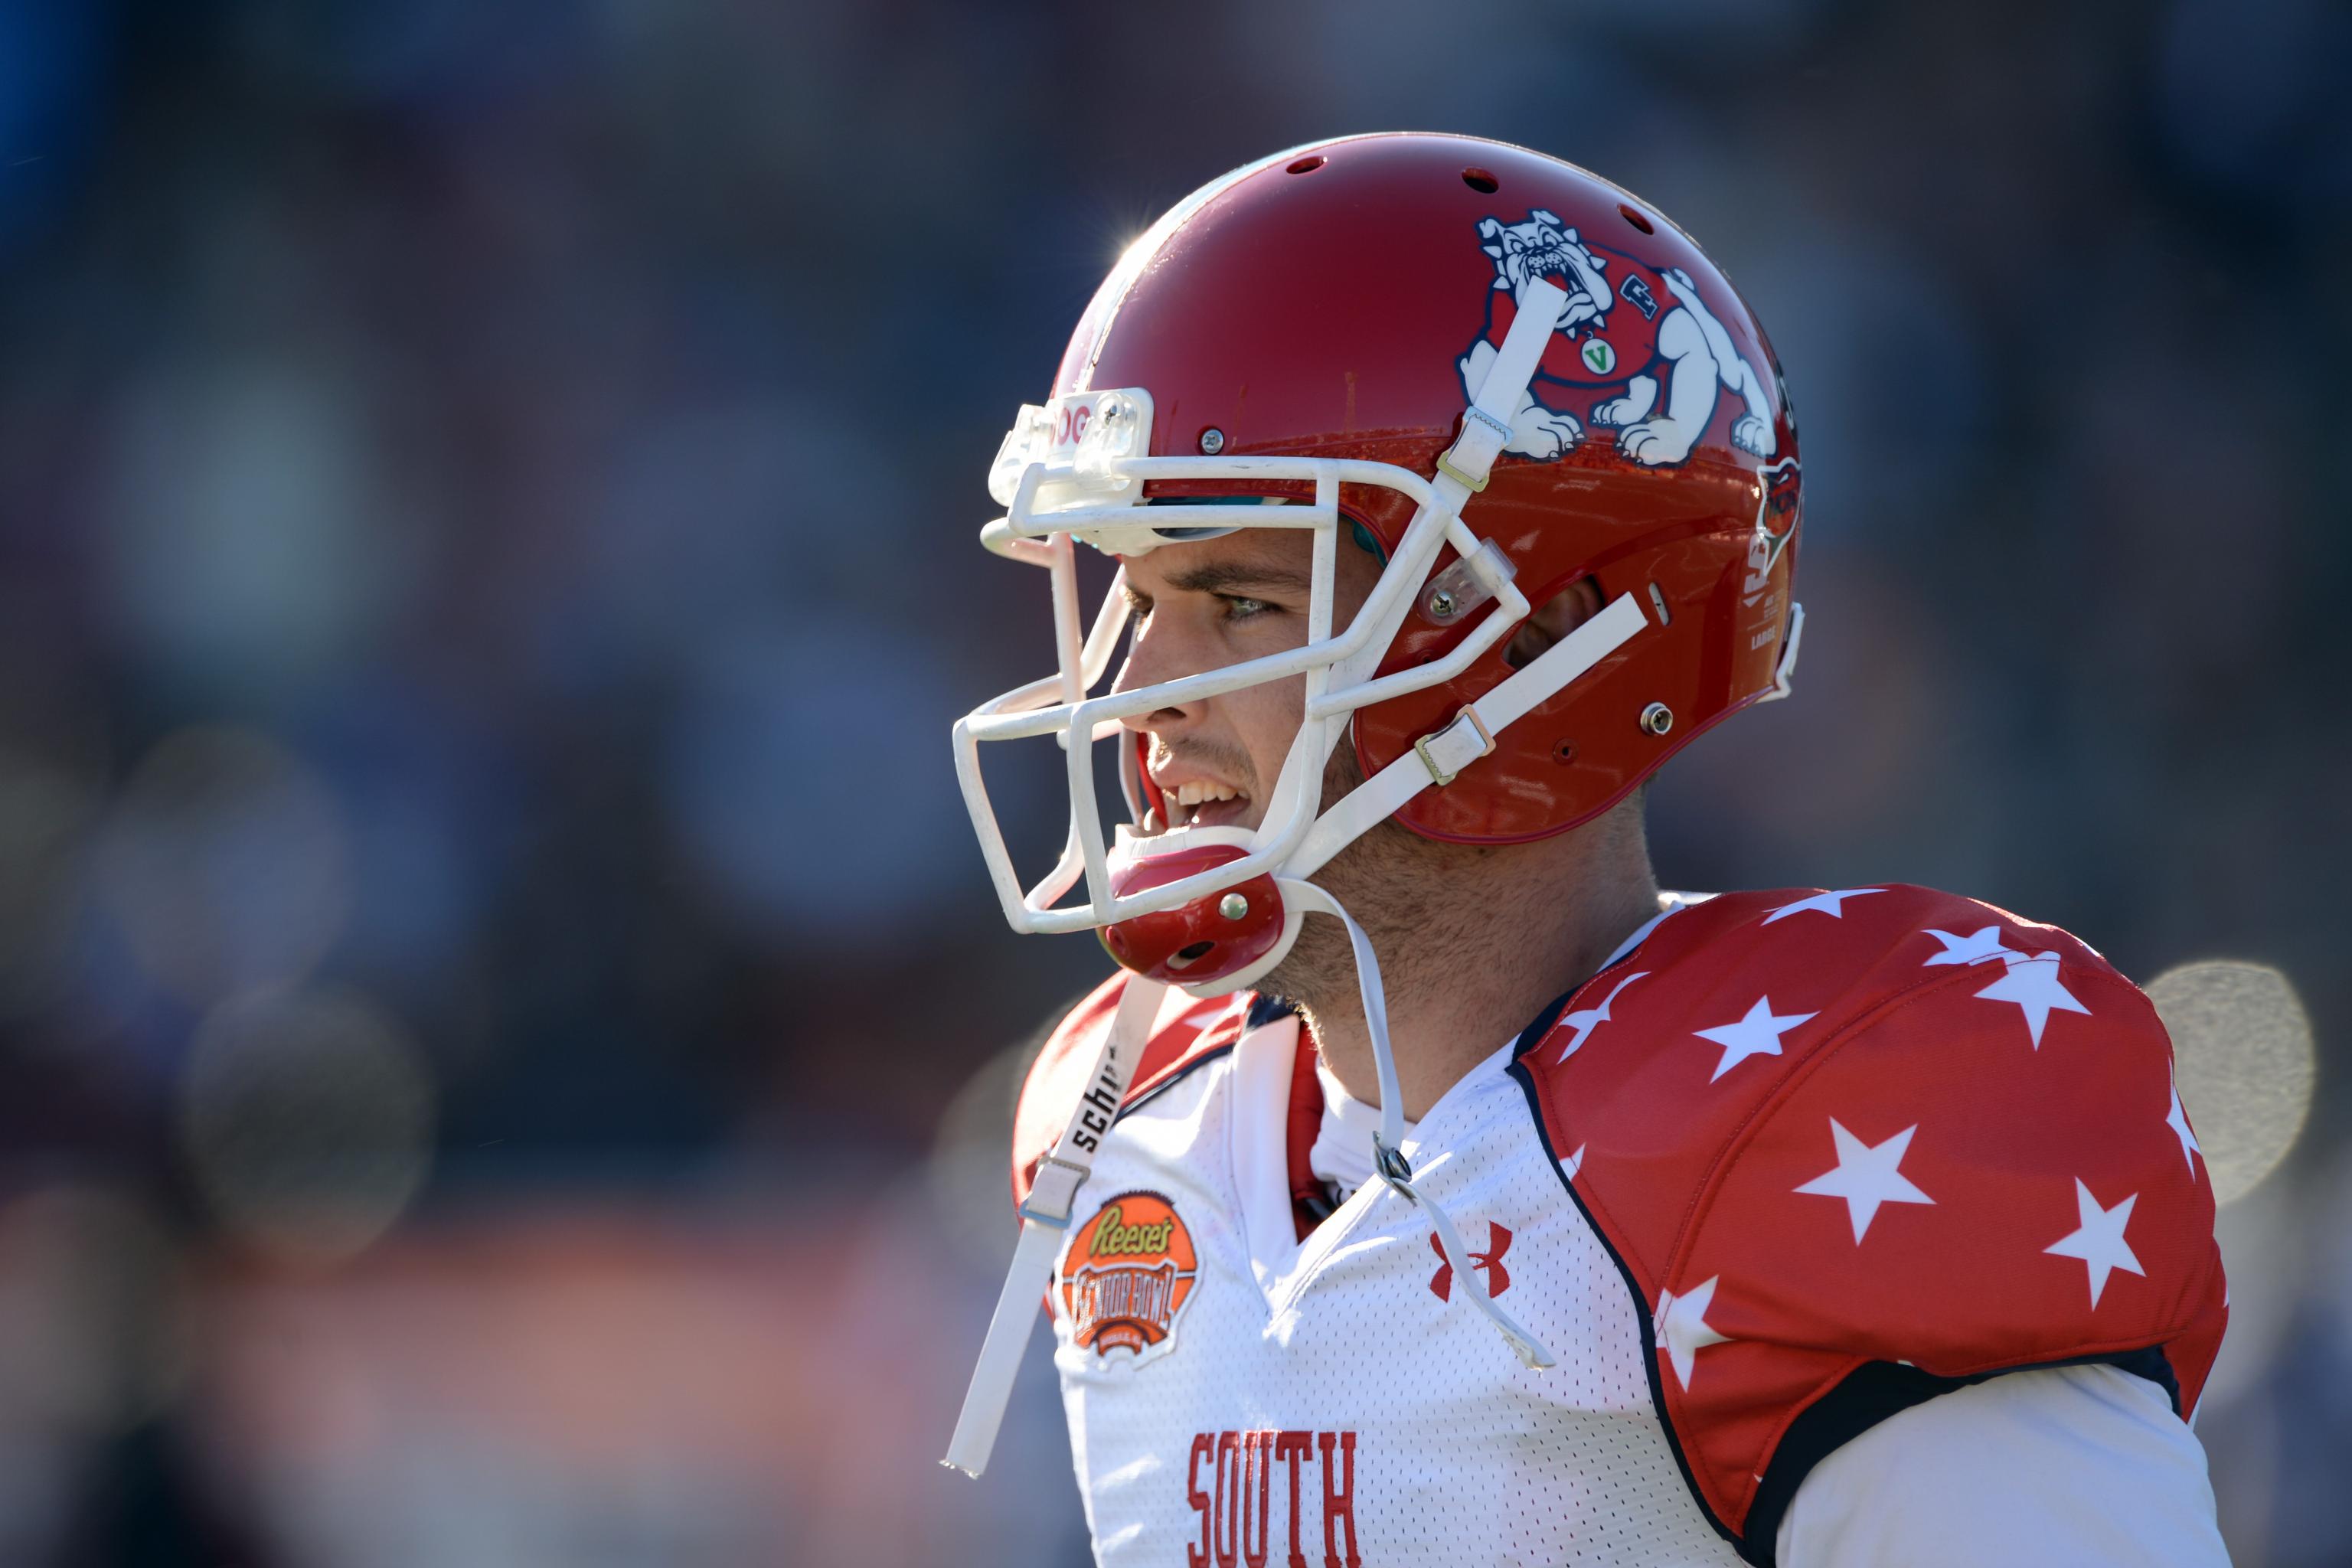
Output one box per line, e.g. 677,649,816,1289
1503,576,1603,670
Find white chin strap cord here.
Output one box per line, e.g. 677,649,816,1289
1279,880,1557,1370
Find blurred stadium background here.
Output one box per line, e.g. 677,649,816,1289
0,1,2344,1563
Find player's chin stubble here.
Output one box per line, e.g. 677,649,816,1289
1258,739,1494,1021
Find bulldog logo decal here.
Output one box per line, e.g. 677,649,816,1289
1462,209,1777,468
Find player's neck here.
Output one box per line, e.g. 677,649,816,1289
1297,799,1660,1121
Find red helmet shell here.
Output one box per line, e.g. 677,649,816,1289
1058,133,1801,843
1098,844,1285,985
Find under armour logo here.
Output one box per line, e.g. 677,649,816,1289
1428,1222,1514,1302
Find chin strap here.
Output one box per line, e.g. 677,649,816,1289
942,974,1168,1478
1440,278,1569,498
1290,590,1651,881
1276,879,1557,1370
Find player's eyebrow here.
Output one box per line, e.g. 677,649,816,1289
1153,560,1313,599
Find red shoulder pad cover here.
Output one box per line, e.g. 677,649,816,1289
1519,885,2227,1551
1011,973,1246,1210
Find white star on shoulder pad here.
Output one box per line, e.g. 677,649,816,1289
1792,1119,1936,1243
1762,887,1886,924
1972,951,2089,1048
1655,1276,1733,1390
2043,1178,2145,1308
1560,1143,1586,1181
1557,971,1648,1063
1694,996,1816,1082
2165,1075,2203,1181
1921,926,2023,967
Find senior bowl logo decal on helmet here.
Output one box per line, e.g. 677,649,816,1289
1461,208,1779,469
1059,1191,1200,1362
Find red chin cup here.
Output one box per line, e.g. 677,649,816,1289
1099,844,1285,988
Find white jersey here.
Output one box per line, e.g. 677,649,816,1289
1047,1002,1733,1566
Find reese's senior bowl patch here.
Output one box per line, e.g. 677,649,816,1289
1059,1191,1198,1362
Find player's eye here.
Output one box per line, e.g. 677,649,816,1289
1218,594,1272,622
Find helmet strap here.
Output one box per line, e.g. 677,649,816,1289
1279,877,1555,1370
1439,276,1570,495
1289,589,1651,880
942,974,1171,1478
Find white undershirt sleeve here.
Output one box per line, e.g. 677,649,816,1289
1775,1362,2232,1568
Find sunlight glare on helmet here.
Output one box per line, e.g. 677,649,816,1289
2148,959,2316,1207
1110,230,1154,277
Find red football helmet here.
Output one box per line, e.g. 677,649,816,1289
953,132,1802,994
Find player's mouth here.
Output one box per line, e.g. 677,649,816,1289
1142,776,1254,834
1168,779,1251,831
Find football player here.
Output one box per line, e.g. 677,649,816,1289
943,133,2230,1566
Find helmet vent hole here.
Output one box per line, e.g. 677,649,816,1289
1169,941,1215,970
1285,155,1325,175
1619,204,1655,235
1461,168,1499,194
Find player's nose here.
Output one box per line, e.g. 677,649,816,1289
1109,610,1207,735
